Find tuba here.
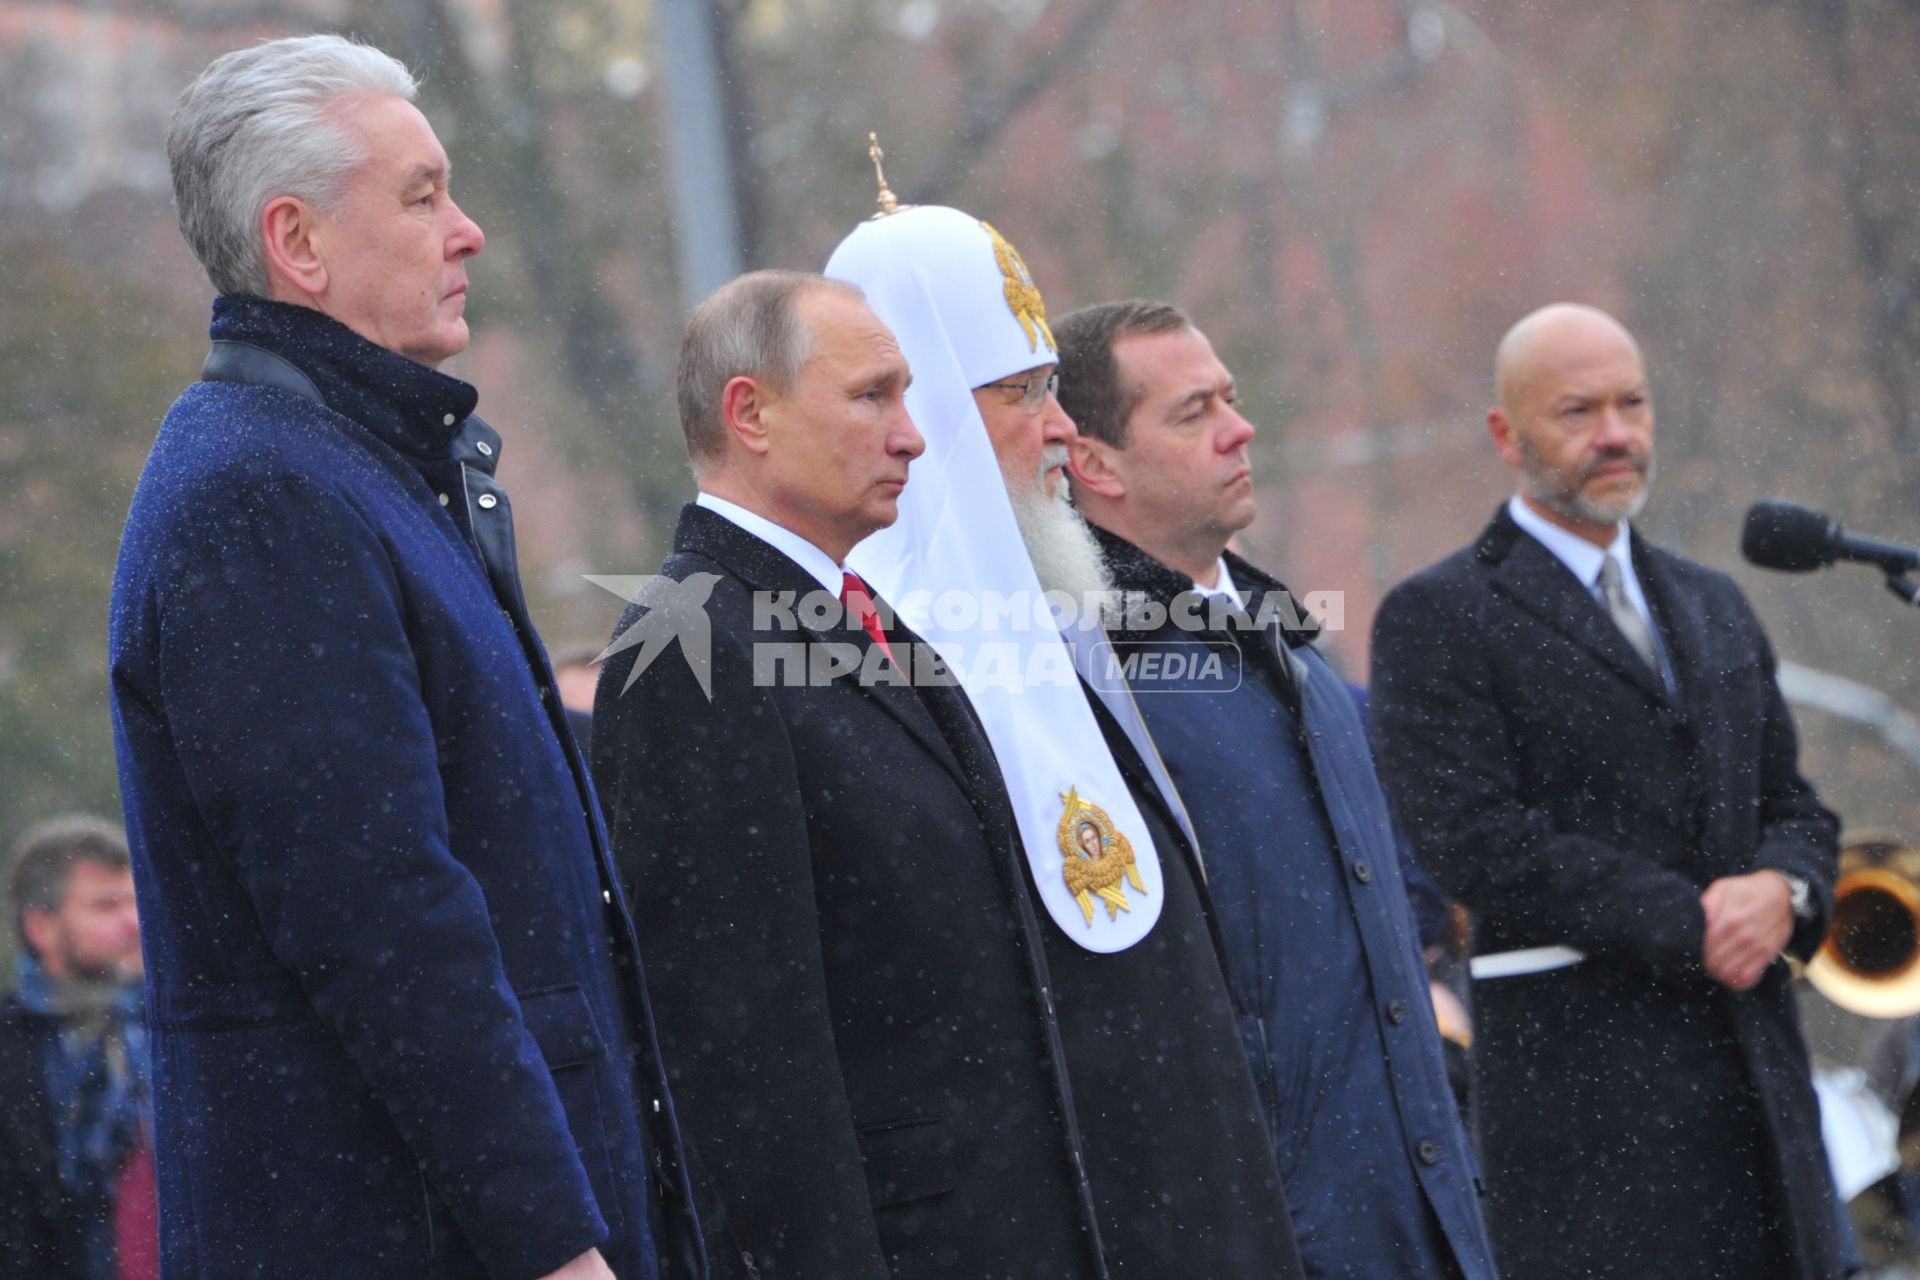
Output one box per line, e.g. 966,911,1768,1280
1806,835,1920,1019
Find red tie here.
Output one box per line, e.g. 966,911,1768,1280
840,571,896,666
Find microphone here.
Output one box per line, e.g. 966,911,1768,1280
1742,501,1920,576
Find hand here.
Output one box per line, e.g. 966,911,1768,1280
1700,870,1794,991
538,1249,616,1280
1429,981,1473,1049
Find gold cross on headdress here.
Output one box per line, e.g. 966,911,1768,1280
867,133,913,219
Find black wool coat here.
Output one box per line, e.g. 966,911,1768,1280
593,505,1107,1280
0,996,88,1280
1369,506,1843,1280
1061,688,1306,1280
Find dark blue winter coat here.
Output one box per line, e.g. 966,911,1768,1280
108,296,703,1280
1092,527,1499,1280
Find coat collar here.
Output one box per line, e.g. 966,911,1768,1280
671,503,973,790
1474,503,1688,709
693,492,844,595
674,502,848,607
208,294,480,460
1089,522,1321,648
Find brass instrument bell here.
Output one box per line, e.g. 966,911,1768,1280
1806,835,1920,1019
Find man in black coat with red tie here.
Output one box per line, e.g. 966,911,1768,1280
1369,303,1843,1279
592,270,1119,1280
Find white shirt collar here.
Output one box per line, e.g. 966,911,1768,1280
1506,495,1637,590
1193,557,1245,610
696,491,846,596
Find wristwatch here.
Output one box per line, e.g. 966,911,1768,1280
1783,873,1813,922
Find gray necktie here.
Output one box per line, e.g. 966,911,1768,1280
1597,554,1659,674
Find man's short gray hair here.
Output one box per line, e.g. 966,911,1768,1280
676,270,865,469
168,34,418,297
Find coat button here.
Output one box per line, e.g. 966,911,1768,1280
443,413,456,426
1387,998,1410,1025
652,1097,662,1114
603,889,613,905
1418,1140,1442,1165
476,440,494,457
1352,861,1374,884
437,493,449,506
477,493,498,510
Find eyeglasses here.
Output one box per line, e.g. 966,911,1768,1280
981,369,1060,412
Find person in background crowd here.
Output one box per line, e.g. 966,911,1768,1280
110,34,701,1279
1054,297,1498,1279
1370,302,1843,1279
0,816,156,1280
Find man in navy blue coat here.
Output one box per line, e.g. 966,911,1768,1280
109,35,701,1280
1055,299,1499,1280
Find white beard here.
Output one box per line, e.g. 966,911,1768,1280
1009,448,1114,605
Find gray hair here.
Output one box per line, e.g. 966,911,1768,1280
168,34,418,297
676,271,867,469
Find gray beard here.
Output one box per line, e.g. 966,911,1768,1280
1519,442,1657,527
1008,453,1114,605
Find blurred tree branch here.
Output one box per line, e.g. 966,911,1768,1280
354,0,677,511
913,0,1126,203
1794,0,1920,459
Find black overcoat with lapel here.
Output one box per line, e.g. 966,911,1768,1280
1369,505,1842,1279
1062,690,1306,1279
593,505,1107,1280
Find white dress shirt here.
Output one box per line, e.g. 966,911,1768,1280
1193,557,1245,610
1507,495,1671,689
696,491,847,596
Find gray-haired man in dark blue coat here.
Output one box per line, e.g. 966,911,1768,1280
1055,299,1499,1280
108,34,702,1280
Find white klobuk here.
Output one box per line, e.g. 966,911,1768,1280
827,204,1164,952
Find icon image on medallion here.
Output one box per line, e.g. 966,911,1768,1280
1057,787,1148,926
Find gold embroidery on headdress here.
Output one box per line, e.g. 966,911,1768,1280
1057,787,1146,927
980,220,1056,353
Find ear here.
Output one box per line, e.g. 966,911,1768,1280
720,374,773,458
1487,406,1523,469
20,909,56,967
260,194,328,300
1068,434,1126,500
